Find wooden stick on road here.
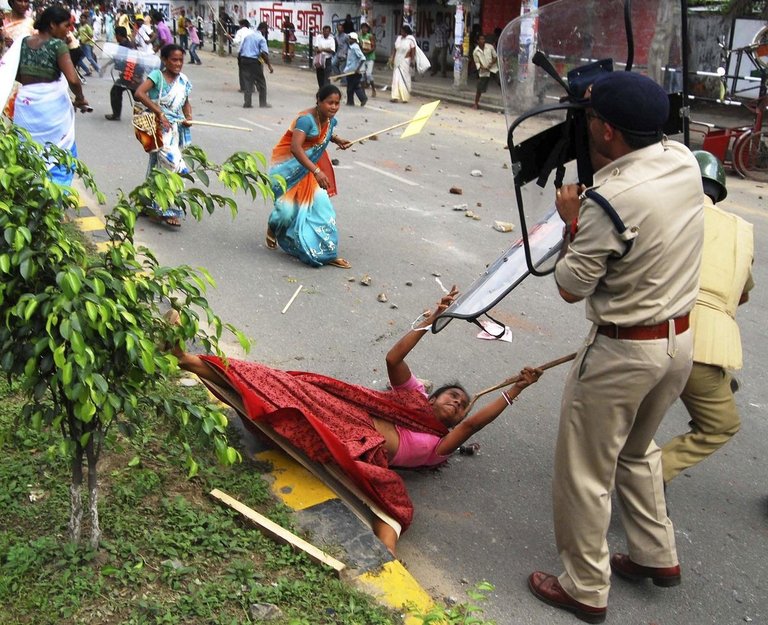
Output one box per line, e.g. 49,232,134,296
209,488,346,575
466,352,577,413
186,120,253,132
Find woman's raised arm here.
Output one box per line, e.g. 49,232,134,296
434,366,542,456
386,286,458,388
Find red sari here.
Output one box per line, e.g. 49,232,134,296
200,356,448,530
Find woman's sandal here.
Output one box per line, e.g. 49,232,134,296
265,229,277,249
327,257,352,269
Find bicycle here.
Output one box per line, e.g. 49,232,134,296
691,36,768,182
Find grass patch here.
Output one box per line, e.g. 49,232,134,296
0,375,399,625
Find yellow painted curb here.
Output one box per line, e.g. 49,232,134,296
255,449,337,510
73,216,105,232
355,560,433,624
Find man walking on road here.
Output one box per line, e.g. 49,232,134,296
661,151,754,484
344,32,367,106
528,72,704,624
313,24,335,88
236,21,273,108
105,26,144,121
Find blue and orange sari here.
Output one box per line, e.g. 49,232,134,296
268,112,340,267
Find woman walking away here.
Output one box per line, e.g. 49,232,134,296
168,287,543,553
134,43,193,228
266,84,354,268
388,24,416,103
4,6,90,186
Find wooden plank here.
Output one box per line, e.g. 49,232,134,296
208,488,346,575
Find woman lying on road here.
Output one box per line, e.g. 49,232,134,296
170,287,543,553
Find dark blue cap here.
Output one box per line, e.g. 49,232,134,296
590,72,669,136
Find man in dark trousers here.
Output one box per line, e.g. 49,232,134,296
105,26,145,121
236,20,273,108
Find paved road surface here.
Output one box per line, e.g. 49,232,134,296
74,49,767,624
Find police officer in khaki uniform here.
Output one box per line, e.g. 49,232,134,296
661,151,754,483
528,72,704,624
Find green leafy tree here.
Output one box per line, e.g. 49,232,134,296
0,120,274,548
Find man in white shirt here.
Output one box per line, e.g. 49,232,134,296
314,24,335,88
472,34,498,109
135,14,153,53
230,19,255,93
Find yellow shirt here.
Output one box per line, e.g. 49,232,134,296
689,196,754,369
177,16,187,35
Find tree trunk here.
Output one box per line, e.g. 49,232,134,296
69,450,84,543
86,436,101,549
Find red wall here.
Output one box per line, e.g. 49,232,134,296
481,0,559,38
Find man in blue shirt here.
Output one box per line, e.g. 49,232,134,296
343,32,367,106
237,20,273,108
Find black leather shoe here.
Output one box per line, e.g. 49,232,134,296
610,554,681,587
528,572,607,624
104,114,120,121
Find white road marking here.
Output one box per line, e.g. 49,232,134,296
238,117,275,132
354,161,420,186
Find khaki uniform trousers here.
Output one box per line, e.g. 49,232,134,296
661,363,739,482
554,328,693,607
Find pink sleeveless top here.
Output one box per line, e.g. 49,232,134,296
390,375,450,468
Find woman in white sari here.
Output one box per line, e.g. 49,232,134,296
388,24,416,103
134,43,193,228
1,6,89,186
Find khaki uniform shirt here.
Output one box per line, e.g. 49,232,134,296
690,196,754,369
555,140,704,326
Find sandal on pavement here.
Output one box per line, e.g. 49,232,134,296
327,258,352,269
265,229,277,249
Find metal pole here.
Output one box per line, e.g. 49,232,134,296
680,0,690,146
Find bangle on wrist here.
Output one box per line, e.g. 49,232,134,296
313,166,321,175
501,390,515,407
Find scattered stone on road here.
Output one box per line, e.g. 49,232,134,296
360,274,372,286
449,186,463,195
377,292,388,303
493,221,515,233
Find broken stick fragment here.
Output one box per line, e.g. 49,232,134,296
208,488,346,575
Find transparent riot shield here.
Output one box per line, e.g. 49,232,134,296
432,0,685,334
101,42,161,91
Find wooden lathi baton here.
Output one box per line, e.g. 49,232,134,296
329,70,358,81
343,117,429,146
343,99,441,147
466,352,577,413
187,120,252,132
